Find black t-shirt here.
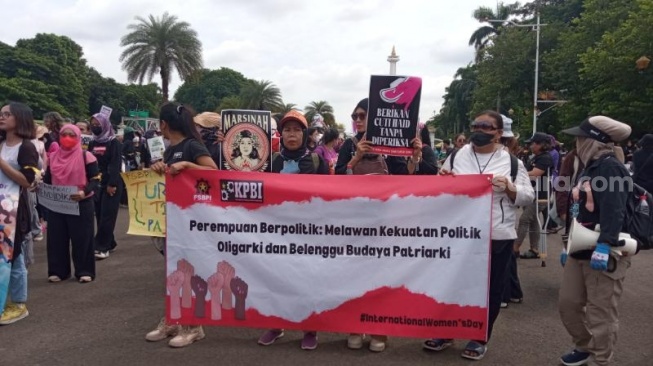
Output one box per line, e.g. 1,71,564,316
88,138,122,187
164,138,210,165
527,152,553,199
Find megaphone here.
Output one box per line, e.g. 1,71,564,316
567,219,638,256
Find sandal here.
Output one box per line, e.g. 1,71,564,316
461,341,487,360
520,249,540,259
423,338,453,351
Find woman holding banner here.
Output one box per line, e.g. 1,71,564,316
146,102,217,348
257,110,328,350
0,102,40,325
43,124,100,283
424,110,534,360
335,98,423,352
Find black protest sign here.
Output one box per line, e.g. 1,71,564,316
367,75,422,156
220,110,272,172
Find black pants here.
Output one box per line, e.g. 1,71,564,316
481,239,513,343
47,199,95,279
94,184,123,252
503,250,524,302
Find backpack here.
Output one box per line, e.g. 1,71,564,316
448,148,518,182
349,136,388,175
623,182,653,251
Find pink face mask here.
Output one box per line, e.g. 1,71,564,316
60,135,78,150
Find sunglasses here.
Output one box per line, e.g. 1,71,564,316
470,120,497,131
351,112,367,121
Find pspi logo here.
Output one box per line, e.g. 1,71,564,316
220,180,264,203
194,178,212,202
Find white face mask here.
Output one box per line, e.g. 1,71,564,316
314,133,323,143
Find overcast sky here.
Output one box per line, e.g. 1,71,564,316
3,0,500,129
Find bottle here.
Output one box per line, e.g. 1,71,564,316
636,195,649,216
346,164,353,175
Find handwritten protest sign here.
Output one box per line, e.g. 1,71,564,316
147,136,165,162
367,75,422,156
37,183,80,215
121,170,166,237
166,170,492,340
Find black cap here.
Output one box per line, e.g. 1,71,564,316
525,132,550,144
561,118,613,143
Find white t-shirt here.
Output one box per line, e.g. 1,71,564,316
1,142,21,167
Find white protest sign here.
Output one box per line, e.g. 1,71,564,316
99,105,113,119
37,183,80,216
147,136,165,162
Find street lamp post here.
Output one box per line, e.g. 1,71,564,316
484,9,546,136
532,11,541,136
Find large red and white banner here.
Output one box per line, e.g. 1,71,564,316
166,170,492,340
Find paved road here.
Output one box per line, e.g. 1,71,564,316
2,208,652,365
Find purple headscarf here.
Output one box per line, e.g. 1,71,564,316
91,113,115,143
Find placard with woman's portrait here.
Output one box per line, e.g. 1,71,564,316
220,110,271,172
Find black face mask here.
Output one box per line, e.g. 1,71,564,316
91,126,103,136
199,127,218,145
470,131,495,147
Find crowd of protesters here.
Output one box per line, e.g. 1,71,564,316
0,99,649,366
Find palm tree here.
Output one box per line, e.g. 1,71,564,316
216,96,243,112
239,80,284,111
304,100,335,127
279,102,298,115
120,12,203,101
469,2,520,62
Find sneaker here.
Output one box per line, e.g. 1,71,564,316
301,332,318,350
94,251,110,260
547,227,562,234
520,249,540,259
560,349,591,366
347,334,365,349
145,317,180,342
168,325,205,348
423,338,454,351
500,302,508,308
34,233,44,241
0,303,29,325
48,275,62,283
369,337,387,352
258,329,284,346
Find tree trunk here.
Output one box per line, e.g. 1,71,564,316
160,69,169,102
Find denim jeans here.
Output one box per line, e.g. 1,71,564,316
10,253,28,303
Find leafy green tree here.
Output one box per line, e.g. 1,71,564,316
304,100,335,127
436,65,478,137
120,12,203,101
579,0,653,134
87,68,162,123
216,95,244,112
239,80,283,111
174,67,249,112
542,0,637,131
10,34,89,117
